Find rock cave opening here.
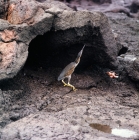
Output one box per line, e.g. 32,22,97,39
129,1,139,13
118,46,128,56
25,26,111,75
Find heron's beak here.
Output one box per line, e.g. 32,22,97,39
82,45,85,50
80,45,85,54
77,45,85,56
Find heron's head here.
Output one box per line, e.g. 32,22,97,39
77,45,85,57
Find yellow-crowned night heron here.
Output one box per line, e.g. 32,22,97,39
58,45,85,91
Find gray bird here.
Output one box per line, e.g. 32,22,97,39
58,45,85,91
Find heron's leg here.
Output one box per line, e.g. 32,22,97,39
67,76,77,91
62,80,68,86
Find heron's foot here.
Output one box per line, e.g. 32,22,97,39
67,83,77,91
63,83,68,86
73,87,77,91
62,80,68,87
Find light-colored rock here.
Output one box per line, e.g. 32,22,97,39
1,102,139,140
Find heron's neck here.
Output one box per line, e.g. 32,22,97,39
74,55,80,65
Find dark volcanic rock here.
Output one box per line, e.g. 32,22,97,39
61,0,139,81
1,1,139,140
0,0,9,19
0,0,118,81
106,12,139,82
1,94,139,140
64,0,139,18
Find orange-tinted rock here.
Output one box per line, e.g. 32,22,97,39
7,4,16,21
7,1,37,24
0,29,17,42
0,41,17,69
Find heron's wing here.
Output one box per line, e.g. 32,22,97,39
64,64,75,77
58,62,76,80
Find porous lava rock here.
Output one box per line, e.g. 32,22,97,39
0,0,118,81
0,0,9,19
58,0,139,82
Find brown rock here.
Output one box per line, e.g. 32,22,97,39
0,29,17,42
7,1,38,24
0,41,17,69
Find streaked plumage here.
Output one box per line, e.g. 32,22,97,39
58,45,85,91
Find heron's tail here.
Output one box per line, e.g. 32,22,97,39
58,76,61,81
